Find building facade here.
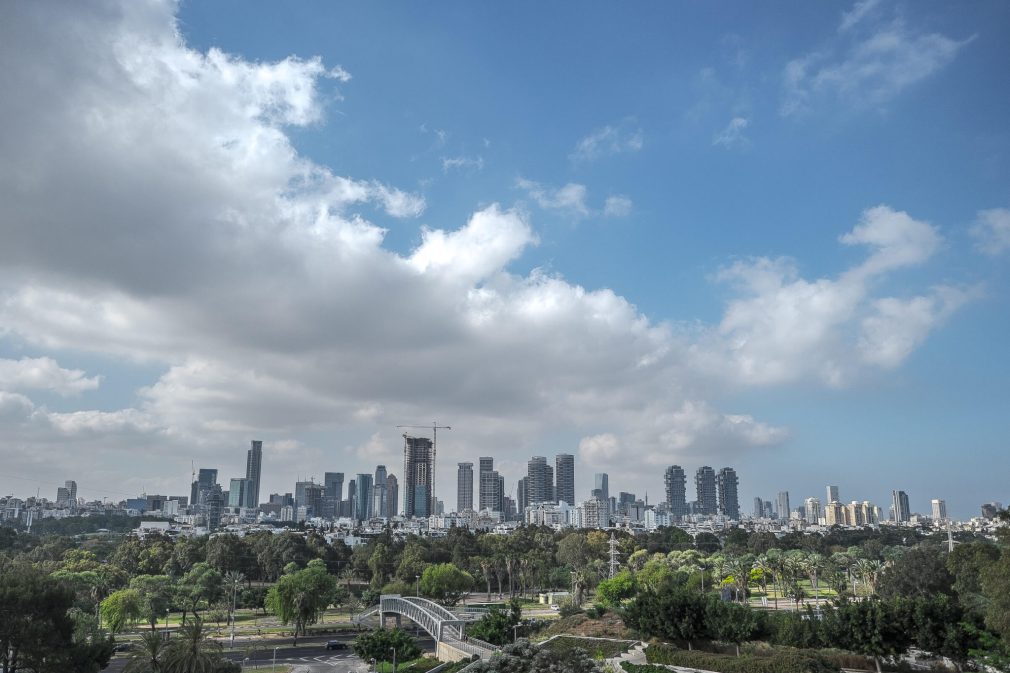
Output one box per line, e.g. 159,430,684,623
246,440,263,510
716,467,739,519
403,436,434,519
457,462,474,512
527,456,555,504
695,466,717,515
664,465,688,518
555,454,575,506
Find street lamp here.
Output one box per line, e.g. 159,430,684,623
512,624,519,643
391,647,397,673
415,575,420,597
272,647,278,670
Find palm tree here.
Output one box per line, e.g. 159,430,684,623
753,554,774,607
853,558,883,596
803,553,827,608
224,571,244,634
124,631,167,673
724,556,753,604
161,618,223,673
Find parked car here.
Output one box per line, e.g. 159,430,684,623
325,640,348,650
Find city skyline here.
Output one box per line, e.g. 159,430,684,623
0,1,1008,520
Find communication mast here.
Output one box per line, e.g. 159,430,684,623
608,532,620,579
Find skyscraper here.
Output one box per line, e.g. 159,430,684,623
246,440,263,509
892,490,911,523
373,465,388,517
517,477,528,514
694,467,717,515
555,454,575,506
664,465,687,518
527,456,554,504
386,474,398,517
716,467,739,519
804,497,822,523
324,472,344,518
347,479,355,518
826,485,839,504
354,474,373,521
402,435,433,519
931,498,947,521
593,473,609,506
753,497,764,518
192,468,218,509
457,462,474,512
480,469,503,512
228,478,252,508
295,481,324,518
777,491,790,520
64,480,77,507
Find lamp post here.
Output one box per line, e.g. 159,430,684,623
415,575,420,597
230,578,238,647
512,624,519,643
272,647,278,670
391,647,397,673
164,608,170,636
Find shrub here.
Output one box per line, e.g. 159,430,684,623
642,644,839,673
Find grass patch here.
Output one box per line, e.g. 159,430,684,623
375,657,443,673
638,646,840,673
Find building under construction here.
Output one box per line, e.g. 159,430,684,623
402,435,434,518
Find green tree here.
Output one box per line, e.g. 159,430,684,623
265,559,337,638
176,563,223,625
352,628,421,663
623,580,708,649
419,563,473,606
595,570,636,607
466,601,522,646
130,575,175,631
705,597,761,656
101,588,145,634
0,563,113,673
877,545,954,600
980,547,1010,647
825,599,912,673
124,630,169,673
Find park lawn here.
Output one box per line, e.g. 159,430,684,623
375,657,443,673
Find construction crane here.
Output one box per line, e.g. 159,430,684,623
396,422,451,513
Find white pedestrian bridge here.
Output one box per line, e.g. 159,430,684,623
355,595,498,662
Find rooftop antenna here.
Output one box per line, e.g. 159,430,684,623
608,532,620,579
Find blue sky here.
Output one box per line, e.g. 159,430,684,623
0,0,1007,518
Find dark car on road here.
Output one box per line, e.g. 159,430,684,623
325,640,348,650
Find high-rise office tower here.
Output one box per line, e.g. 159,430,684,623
228,478,252,508
64,480,77,507
931,499,947,521
716,467,739,519
402,436,434,519
479,469,503,512
527,456,554,504
777,491,790,520
753,497,764,518
804,497,822,523
892,490,911,523
826,485,839,504
246,440,263,509
324,472,344,518
373,465,388,517
517,477,528,513
354,474,373,521
664,465,688,517
56,486,71,507
457,462,474,512
295,481,324,518
386,474,398,517
694,466,717,515
763,500,774,518
498,474,505,512
593,473,609,508
478,457,494,510
347,479,356,518
555,454,575,506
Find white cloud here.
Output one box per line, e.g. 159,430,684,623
0,1,974,502
970,208,1010,256
570,120,643,163
839,0,882,32
441,155,484,173
603,196,633,218
699,206,968,387
782,15,972,116
712,117,750,149
516,178,590,218
0,357,101,396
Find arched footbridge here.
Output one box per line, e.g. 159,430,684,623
355,595,497,661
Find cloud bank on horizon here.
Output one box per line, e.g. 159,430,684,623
0,0,1004,510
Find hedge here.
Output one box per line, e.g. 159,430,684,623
640,643,840,673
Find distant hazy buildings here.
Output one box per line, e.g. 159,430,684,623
386,474,398,517
777,491,790,521
931,498,947,521
354,474,373,521
324,472,344,519
826,485,839,504
527,456,554,504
